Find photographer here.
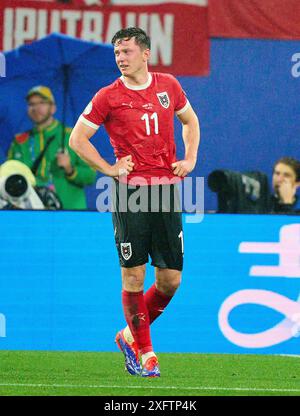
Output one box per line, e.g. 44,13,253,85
7,86,96,210
208,157,300,214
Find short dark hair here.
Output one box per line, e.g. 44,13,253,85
273,157,300,181
111,27,151,50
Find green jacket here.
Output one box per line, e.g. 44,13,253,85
8,119,96,210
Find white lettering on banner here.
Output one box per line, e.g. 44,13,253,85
137,13,148,33
62,10,82,37
3,8,13,51
2,8,174,68
15,8,36,48
125,12,136,27
37,9,47,39
150,14,173,65
219,224,300,349
96,11,152,45
105,12,122,44
239,224,300,277
81,12,103,42
50,10,60,33
0,314,6,338
291,53,300,78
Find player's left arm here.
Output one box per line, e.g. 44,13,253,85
172,106,200,177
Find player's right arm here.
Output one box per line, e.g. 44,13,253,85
69,119,134,177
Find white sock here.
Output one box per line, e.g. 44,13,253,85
141,351,156,366
123,326,134,345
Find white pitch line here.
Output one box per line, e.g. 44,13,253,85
0,383,299,393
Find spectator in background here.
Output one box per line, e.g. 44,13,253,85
208,156,300,214
271,157,300,213
7,86,96,210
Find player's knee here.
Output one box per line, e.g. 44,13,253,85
122,266,145,291
168,276,181,295
156,269,181,296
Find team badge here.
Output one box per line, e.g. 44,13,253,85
120,242,132,260
156,92,170,109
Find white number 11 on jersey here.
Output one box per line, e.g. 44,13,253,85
141,112,159,136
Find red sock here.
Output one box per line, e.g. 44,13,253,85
122,290,153,355
144,284,173,324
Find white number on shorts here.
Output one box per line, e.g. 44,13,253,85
178,230,184,254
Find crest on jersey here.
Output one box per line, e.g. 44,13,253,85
156,92,170,109
120,243,132,260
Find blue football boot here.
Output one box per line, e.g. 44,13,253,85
141,356,160,378
115,330,142,376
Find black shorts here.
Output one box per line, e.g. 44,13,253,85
112,181,183,271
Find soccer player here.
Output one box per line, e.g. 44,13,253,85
69,27,200,377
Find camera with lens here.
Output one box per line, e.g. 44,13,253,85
0,160,61,210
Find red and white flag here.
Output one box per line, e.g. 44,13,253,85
0,0,209,75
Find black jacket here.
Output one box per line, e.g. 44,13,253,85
208,169,299,214
269,194,298,214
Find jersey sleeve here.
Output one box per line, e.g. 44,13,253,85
172,76,190,115
79,88,110,130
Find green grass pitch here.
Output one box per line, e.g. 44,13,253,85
0,350,300,396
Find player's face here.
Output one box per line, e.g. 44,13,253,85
27,95,56,125
272,162,297,191
114,37,149,77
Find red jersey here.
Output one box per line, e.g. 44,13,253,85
80,72,189,184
